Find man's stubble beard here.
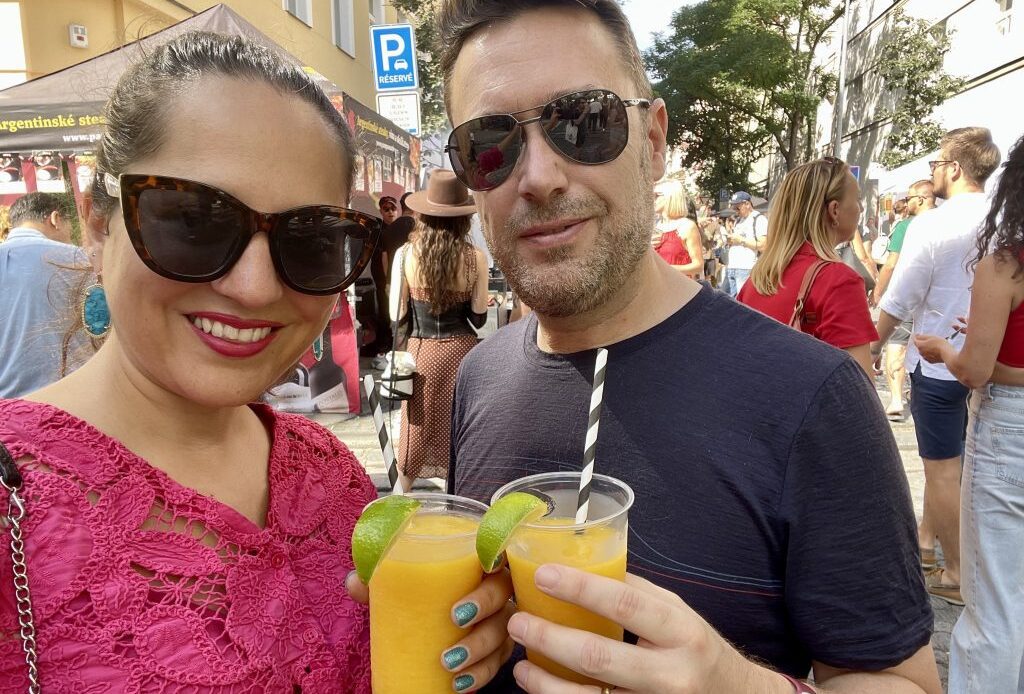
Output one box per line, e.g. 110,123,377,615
484,152,655,319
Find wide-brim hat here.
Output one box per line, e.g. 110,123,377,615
405,170,476,217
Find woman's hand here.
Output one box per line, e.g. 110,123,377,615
346,567,516,691
914,334,956,365
507,566,783,694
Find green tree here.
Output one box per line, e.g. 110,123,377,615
877,10,965,170
390,0,448,135
646,0,843,196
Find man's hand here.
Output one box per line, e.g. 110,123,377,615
507,566,789,694
913,334,956,365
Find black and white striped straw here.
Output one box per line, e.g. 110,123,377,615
576,347,608,523
362,374,404,495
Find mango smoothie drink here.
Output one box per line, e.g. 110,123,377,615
493,473,634,686
368,494,487,694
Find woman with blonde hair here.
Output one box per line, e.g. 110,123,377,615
739,157,877,376
653,186,704,279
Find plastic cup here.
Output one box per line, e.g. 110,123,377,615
368,493,487,694
491,472,634,685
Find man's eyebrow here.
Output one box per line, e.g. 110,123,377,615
474,84,604,117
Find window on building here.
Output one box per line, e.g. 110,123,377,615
997,0,1013,34
369,0,385,24
284,0,313,27
0,3,27,89
332,0,356,56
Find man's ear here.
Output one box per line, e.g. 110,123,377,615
646,97,670,182
48,209,61,229
81,193,109,274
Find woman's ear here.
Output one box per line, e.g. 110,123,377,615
826,199,840,227
81,193,109,274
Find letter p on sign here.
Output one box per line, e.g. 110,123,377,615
381,36,405,71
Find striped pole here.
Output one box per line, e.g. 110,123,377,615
576,347,608,523
363,374,404,495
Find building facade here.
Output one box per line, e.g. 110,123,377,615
0,0,408,108
817,0,1023,199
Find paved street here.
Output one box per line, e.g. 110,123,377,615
313,372,961,688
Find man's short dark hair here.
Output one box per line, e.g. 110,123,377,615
941,127,1001,187
400,191,413,213
9,192,62,228
437,0,652,114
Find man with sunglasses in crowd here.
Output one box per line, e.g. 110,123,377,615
439,1,939,692
873,128,1002,608
872,181,936,421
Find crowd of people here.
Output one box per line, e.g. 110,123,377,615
1,0,1022,692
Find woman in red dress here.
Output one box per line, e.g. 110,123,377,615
653,187,704,279
739,158,878,377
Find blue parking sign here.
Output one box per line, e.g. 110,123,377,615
371,24,419,92
849,165,861,182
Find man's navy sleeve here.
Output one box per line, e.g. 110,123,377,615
780,359,933,669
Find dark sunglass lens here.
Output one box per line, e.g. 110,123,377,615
136,188,246,278
277,209,369,293
449,115,521,191
547,90,629,165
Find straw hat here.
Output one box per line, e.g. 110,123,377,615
405,170,476,217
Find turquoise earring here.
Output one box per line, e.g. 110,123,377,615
82,283,111,338
312,335,324,362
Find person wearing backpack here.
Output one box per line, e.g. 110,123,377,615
722,191,768,297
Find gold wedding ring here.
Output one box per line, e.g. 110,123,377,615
601,687,617,694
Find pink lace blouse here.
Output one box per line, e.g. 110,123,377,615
0,399,376,693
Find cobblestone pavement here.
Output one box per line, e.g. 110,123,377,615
317,373,961,689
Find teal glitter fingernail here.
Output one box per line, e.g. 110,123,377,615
443,646,469,670
454,674,475,691
453,602,478,627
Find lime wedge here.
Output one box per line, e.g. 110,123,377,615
477,491,554,573
351,495,422,583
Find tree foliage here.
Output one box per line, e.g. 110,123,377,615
390,0,448,135
876,10,965,170
646,0,843,196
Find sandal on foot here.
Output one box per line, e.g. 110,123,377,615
925,568,963,606
919,547,937,570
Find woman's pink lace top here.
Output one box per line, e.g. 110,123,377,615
0,399,376,693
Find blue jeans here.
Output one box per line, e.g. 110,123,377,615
724,268,751,298
948,384,1024,693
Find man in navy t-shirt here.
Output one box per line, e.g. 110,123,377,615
438,1,939,692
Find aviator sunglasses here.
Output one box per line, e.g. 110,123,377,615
105,173,381,296
445,89,650,191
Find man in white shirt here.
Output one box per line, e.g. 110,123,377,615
873,127,1001,607
723,191,767,297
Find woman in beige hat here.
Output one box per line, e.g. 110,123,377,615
389,169,489,488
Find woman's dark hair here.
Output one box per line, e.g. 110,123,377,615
974,134,1024,277
413,213,473,315
89,31,356,216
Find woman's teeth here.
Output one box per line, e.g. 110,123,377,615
191,317,272,343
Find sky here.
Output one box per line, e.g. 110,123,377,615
621,0,701,53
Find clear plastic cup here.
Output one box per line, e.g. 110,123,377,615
491,472,634,685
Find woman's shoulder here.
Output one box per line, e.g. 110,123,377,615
0,399,123,483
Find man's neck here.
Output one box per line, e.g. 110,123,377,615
534,251,701,354
15,221,61,242
947,181,984,198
